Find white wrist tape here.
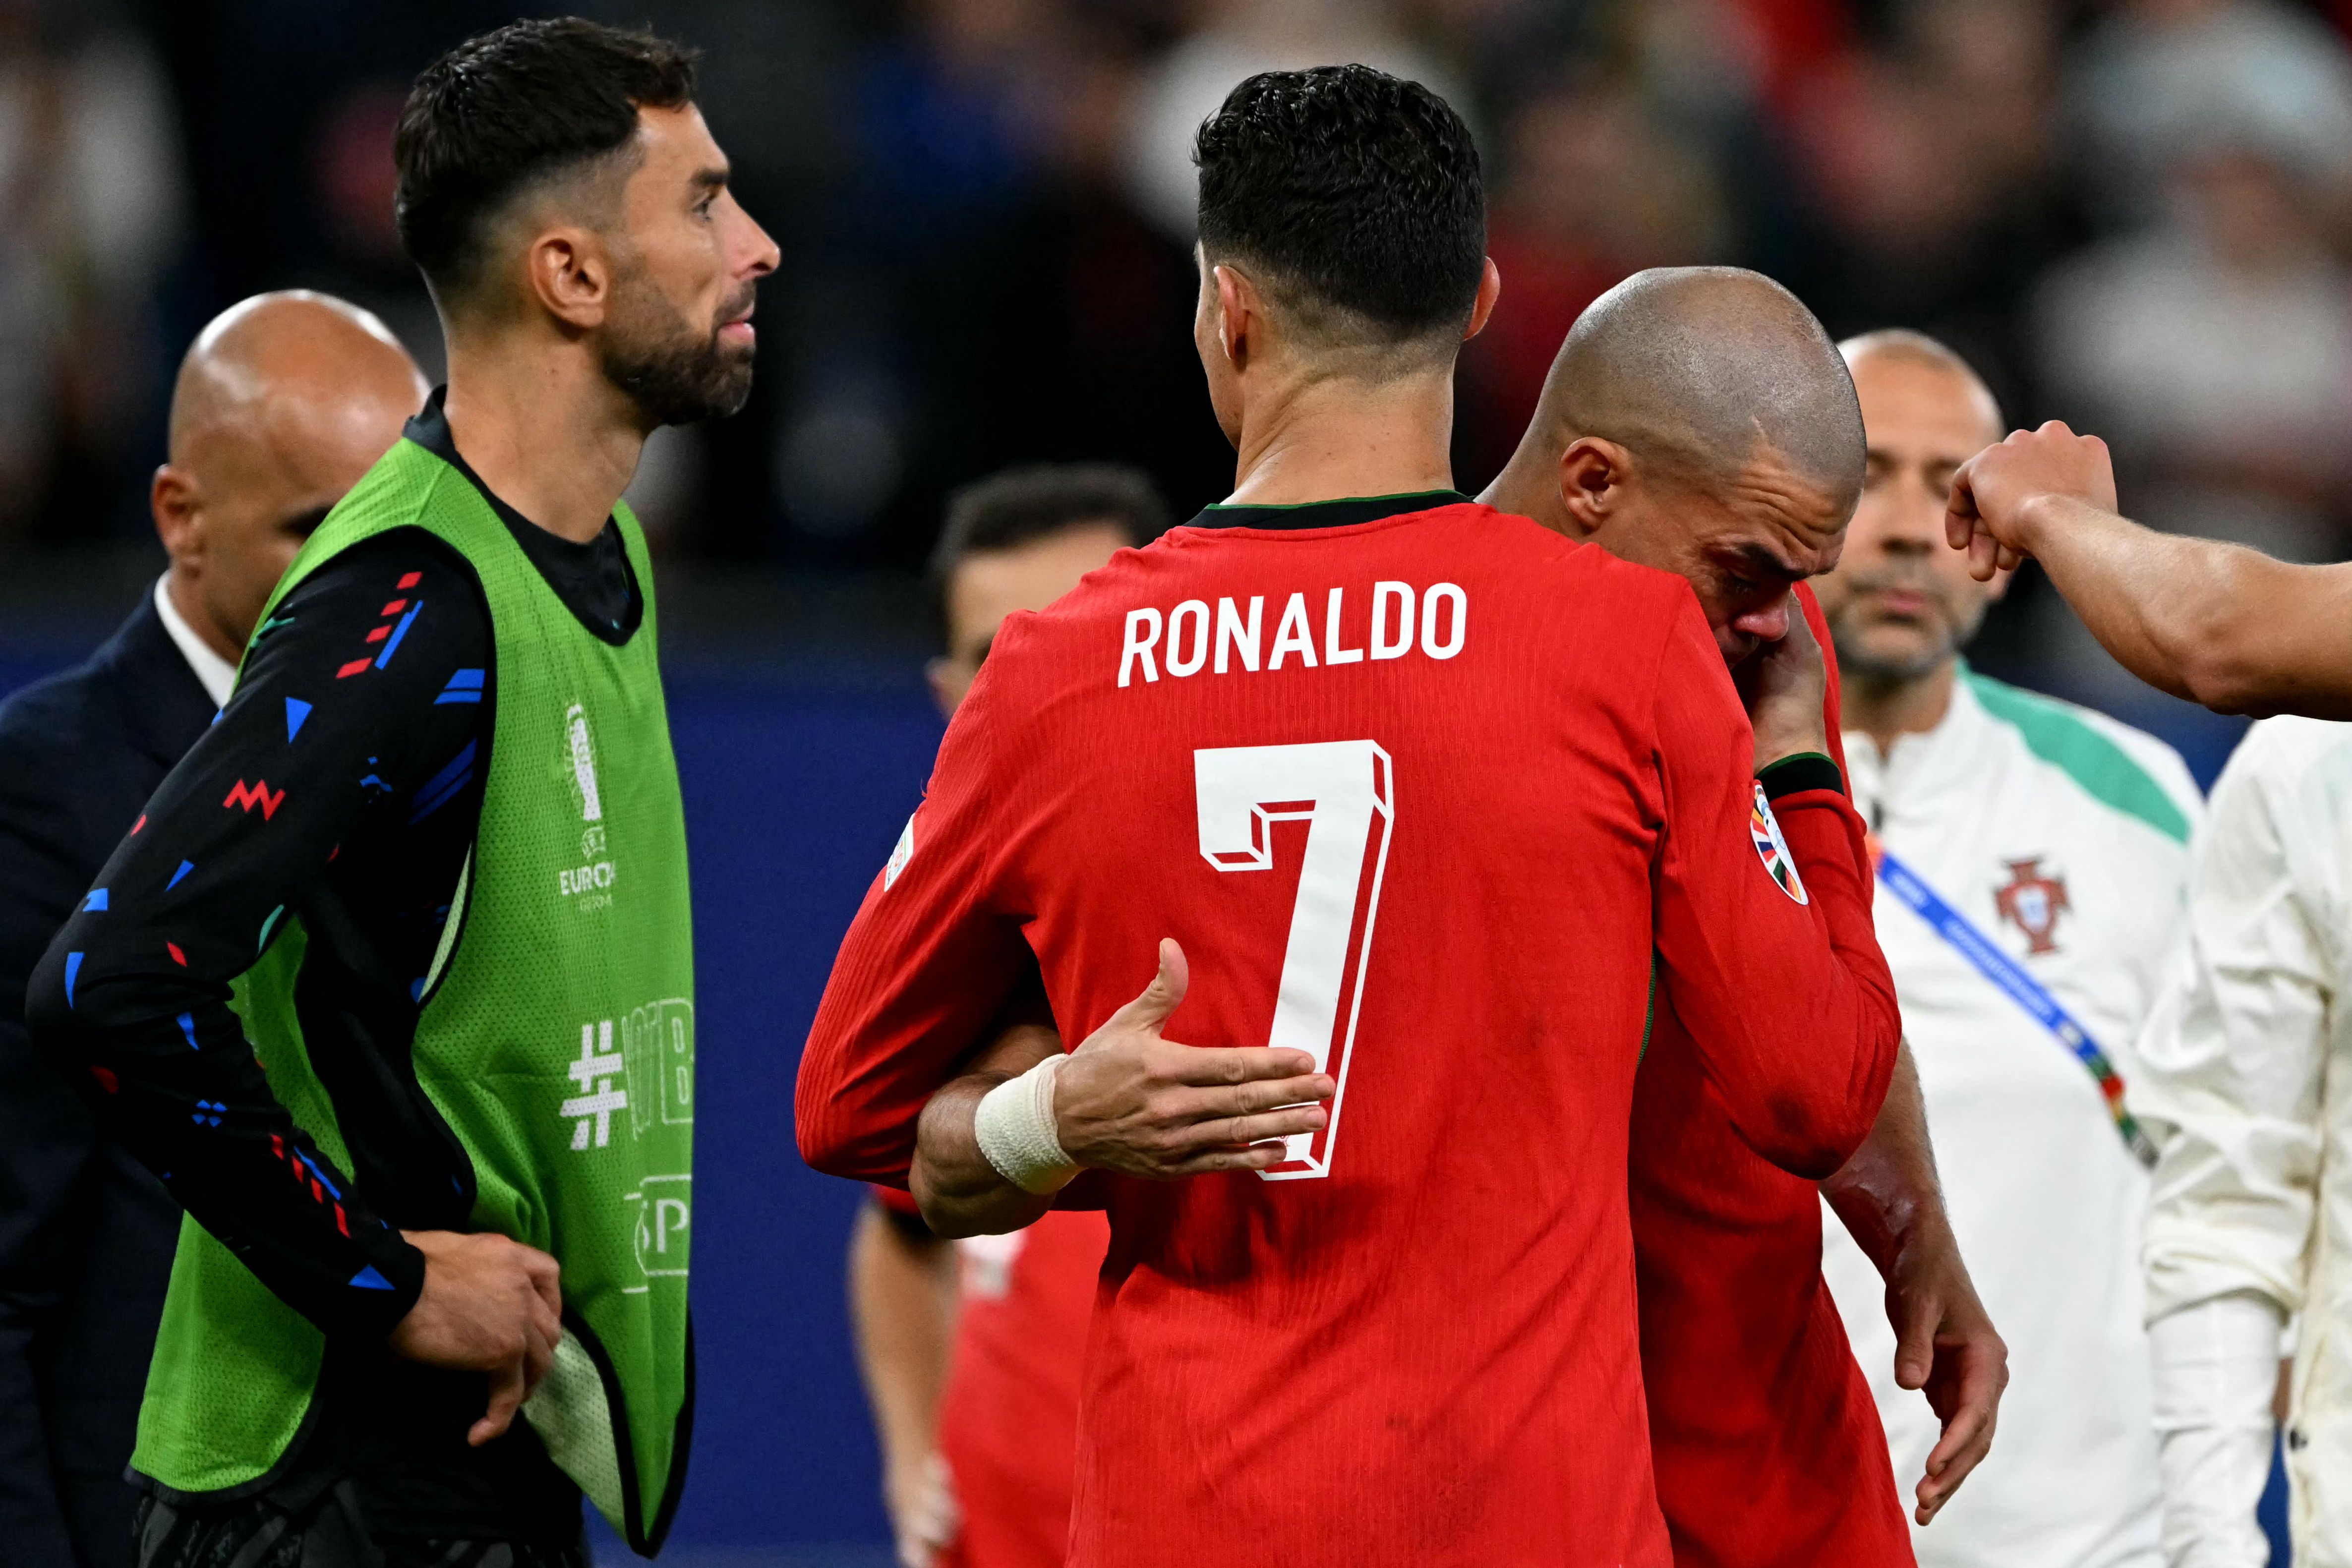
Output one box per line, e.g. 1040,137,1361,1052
973,1053,1080,1196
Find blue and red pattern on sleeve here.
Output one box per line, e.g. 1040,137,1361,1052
26,530,498,1338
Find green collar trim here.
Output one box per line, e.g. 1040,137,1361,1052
1961,667,2191,844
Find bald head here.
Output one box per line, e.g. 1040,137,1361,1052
155,291,427,665
168,291,425,467
1815,329,2009,696
1838,328,2002,437
1483,268,1865,665
1531,267,1864,509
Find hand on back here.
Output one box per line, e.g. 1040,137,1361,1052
1054,939,1335,1180
388,1227,564,1447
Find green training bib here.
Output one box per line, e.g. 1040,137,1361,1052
133,437,697,1554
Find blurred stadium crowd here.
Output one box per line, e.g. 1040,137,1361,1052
6,0,2351,593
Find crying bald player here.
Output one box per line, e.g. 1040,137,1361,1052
1481,267,2008,1566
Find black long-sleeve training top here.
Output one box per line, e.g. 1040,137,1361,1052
25,393,641,1538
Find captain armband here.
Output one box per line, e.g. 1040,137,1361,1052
973,1053,1081,1196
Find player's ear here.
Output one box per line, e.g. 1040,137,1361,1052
1555,437,1629,538
524,226,611,330
151,464,201,563
1213,264,1258,371
1463,258,1501,342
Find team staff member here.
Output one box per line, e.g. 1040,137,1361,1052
29,20,776,1566
2135,718,2351,1566
1812,331,2199,1566
850,465,1162,1568
802,67,1899,1566
0,293,424,1568
1482,288,2004,1565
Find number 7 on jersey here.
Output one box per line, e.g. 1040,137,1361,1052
1193,741,1394,1180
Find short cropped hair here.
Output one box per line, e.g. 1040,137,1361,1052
1839,328,2006,431
931,464,1170,637
1539,267,1865,510
395,18,698,304
1194,65,1485,357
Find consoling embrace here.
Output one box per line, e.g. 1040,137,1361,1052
798,63,2008,1568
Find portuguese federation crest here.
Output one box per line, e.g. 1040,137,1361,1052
1995,857,2070,955
1749,783,1809,905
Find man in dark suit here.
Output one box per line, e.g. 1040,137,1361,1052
0,291,425,1568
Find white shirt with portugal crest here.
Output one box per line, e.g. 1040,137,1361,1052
1820,667,2203,1568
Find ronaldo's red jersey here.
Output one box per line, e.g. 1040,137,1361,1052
800,494,1900,1567
1633,584,1913,1568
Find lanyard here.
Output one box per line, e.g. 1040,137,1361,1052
1871,842,2158,1168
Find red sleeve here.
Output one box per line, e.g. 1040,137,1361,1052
1793,581,1877,891
796,661,1034,1185
1647,594,1900,1178
1795,581,1849,781
1793,579,1876,897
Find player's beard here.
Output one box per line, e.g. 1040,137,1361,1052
598,264,758,428
1825,568,1988,683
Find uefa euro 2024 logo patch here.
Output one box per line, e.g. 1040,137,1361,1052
558,702,617,909
1750,783,1808,905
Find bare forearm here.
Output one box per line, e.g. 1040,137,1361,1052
1822,1044,1942,1272
2022,496,2352,718
847,1204,956,1493
1823,1039,2006,1521
912,1073,1056,1239
911,1021,1062,1237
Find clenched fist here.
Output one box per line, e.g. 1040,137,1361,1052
1944,421,2118,581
